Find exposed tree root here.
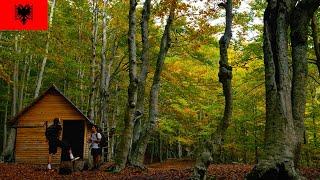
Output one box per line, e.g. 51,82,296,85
246,160,304,180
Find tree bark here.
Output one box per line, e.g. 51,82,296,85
247,0,319,178
79,63,84,110
88,0,99,121
100,0,108,127
109,84,119,160
311,14,320,76
19,57,28,111
290,2,314,168
193,0,232,179
114,0,138,172
24,55,32,103
34,0,56,98
178,141,182,159
129,1,176,167
2,86,9,154
105,39,117,161
311,88,317,146
100,0,115,161
2,35,20,162
130,0,151,164
13,35,19,116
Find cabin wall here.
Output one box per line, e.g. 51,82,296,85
15,93,88,164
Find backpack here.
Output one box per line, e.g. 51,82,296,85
45,125,56,140
96,132,107,148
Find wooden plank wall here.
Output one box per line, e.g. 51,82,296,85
15,93,89,164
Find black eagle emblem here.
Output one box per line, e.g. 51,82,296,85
15,4,33,25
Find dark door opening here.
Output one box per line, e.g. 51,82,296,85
62,120,84,160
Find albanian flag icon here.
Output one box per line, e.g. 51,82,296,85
0,0,48,30
16,4,33,25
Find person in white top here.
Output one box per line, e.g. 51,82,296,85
89,125,102,170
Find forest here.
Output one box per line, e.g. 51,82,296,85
0,0,320,179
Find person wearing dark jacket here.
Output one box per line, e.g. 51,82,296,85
45,118,79,170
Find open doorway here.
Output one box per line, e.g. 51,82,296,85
61,120,84,160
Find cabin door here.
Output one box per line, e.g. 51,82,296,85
61,120,84,160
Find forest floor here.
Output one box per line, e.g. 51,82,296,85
0,159,320,179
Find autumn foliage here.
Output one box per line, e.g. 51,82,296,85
1,159,320,179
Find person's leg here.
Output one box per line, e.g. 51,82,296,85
48,154,52,169
92,149,100,169
60,140,79,161
48,140,57,170
93,154,98,169
96,148,101,168
91,149,96,170
96,155,100,169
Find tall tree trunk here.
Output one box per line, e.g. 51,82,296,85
291,3,312,168
114,0,138,172
2,35,20,162
109,83,119,160
311,88,317,146
100,0,108,128
19,57,28,111
88,0,99,121
105,39,117,161
311,14,320,76
178,140,182,159
79,62,84,110
100,0,112,161
13,35,19,116
130,0,151,164
34,0,56,98
101,3,118,160
193,0,232,179
159,133,163,162
253,104,259,164
129,2,176,167
2,87,9,154
150,139,154,163
247,0,319,178
24,55,32,103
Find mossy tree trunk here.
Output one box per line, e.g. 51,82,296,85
130,0,151,162
193,0,233,179
311,14,320,76
114,0,138,172
88,0,98,121
129,1,176,167
34,0,56,98
246,0,319,179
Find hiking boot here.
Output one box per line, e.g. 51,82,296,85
47,164,52,170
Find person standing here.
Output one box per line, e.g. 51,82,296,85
45,118,79,170
89,125,102,170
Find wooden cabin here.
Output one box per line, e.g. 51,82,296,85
10,85,94,164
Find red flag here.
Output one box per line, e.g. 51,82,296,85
0,0,48,30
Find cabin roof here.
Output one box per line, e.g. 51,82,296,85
10,85,94,126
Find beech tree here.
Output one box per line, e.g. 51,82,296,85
34,0,56,98
311,13,320,75
246,0,320,178
130,0,177,167
114,0,139,171
88,0,99,121
193,0,233,178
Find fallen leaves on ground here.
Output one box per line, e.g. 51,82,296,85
0,159,319,179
